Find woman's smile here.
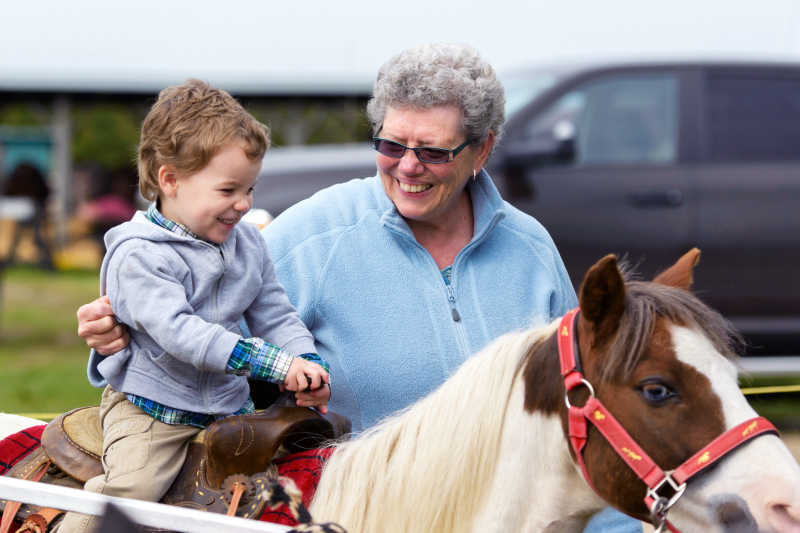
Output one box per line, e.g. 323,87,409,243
396,179,433,194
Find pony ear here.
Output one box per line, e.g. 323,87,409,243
579,254,626,342
653,247,701,290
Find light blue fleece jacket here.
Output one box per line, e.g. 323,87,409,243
263,171,577,432
88,211,316,414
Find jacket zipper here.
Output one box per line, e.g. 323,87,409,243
383,209,504,362
201,244,226,410
447,285,461,322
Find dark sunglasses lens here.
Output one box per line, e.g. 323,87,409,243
417,148,450,163
375,139,406,158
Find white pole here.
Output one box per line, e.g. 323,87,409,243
0,476,290,533
50,95,72,248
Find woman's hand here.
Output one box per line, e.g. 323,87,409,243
76,296,129,355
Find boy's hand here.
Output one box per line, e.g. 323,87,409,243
283,357,330,413
295,385,331,414
284,357,329,392
277,383,331,414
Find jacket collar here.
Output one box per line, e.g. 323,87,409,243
124,208,230,253
378,169,506,243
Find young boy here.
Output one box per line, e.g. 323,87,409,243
58,80,330,533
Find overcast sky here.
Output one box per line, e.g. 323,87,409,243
3,0,800,93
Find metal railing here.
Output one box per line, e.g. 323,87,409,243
0,476,290,533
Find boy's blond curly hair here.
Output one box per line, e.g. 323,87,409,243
137,79,269,201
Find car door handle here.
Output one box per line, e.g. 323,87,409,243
627,189,683,208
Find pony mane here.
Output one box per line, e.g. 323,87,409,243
310,322,558,533
596,276,743,383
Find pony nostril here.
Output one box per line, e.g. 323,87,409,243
766,502,800,533
710,494,758,532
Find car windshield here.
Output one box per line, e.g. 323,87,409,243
502,68,562,117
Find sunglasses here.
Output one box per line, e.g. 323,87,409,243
372,137,472,164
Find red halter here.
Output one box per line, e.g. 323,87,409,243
558,308,778,532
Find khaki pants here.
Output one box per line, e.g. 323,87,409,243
56,387,201,533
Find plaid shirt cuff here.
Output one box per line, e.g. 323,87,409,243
298,352,330,373
227,337,294,383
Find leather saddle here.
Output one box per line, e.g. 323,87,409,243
0,404,350,529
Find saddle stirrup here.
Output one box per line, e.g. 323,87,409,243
16,507,64,533
0,459,51,533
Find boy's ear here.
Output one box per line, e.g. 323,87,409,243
157,165,179,197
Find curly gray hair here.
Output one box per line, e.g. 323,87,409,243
366,43,505,147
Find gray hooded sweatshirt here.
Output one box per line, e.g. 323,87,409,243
88,211,316,414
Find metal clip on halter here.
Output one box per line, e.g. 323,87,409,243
648,472,687,531
650,497,669,533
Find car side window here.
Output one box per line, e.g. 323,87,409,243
525,74,679,166
706,72,800,162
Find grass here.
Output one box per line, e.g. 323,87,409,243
0,265,798,428
0,266,101,414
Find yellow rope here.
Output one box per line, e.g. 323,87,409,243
741,384,800,396
12,413,59,421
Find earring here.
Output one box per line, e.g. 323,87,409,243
472,169,477,181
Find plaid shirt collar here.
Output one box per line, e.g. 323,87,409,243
146,203,203,241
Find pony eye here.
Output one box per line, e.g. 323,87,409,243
638,380,676,405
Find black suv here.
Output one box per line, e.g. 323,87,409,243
255,60,800,357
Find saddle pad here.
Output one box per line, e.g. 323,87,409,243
260,447,335,526
0,425,45,476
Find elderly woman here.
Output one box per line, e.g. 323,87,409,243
77,43,640,533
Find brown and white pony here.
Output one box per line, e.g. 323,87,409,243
308,249,800,532
2,250,799,532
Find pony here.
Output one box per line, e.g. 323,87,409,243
2,249,799,532
307,249,800,532
0,414,42,437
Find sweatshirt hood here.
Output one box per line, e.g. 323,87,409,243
99,210,219,296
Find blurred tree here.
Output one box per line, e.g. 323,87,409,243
2,97,370,175
71,104,142,170
0,102,49,126
307,101,370,144
247,98,370,147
